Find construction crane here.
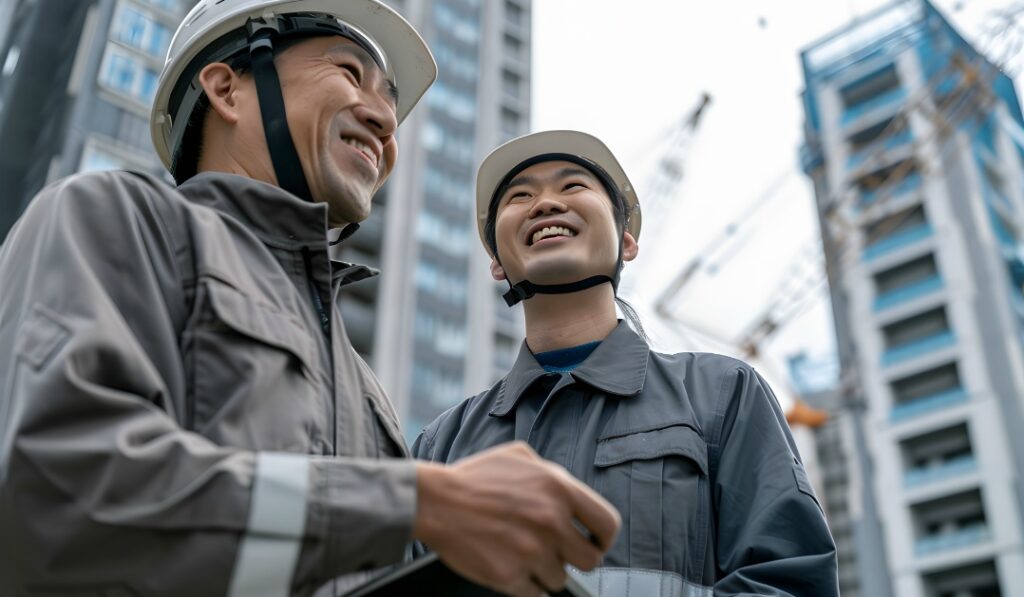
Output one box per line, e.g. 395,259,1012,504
620,92,711,297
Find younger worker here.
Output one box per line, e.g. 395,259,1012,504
412,130,839,596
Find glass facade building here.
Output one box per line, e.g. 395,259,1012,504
801,1,1024,595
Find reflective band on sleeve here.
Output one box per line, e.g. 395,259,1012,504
568,567,713,597
228,452,311,597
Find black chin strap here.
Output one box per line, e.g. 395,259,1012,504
502,275,614,307
500,218,628,307
247,18,313,202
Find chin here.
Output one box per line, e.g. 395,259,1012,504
522,259,589,285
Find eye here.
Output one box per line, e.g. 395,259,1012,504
339,62,363,85
563,181,587,191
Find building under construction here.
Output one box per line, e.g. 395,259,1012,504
801,0,1024,595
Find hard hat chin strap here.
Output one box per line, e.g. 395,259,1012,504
246,17,314,203
502,275,614,307
499,227,626,307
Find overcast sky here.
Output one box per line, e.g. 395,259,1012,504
531,0,1023,398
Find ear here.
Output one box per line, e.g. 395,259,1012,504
198,62,244,125
489,257,507,281
621,230,639,262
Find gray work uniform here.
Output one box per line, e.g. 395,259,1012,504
0,171,414,597
413,322,839,597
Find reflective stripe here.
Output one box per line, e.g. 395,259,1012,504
228,452,311,597
568,567,712,597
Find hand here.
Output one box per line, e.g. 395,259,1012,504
413,441,620,597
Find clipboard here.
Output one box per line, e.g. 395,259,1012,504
343,553,594,597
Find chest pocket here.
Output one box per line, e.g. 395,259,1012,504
594,423,709,580
184,278,324,451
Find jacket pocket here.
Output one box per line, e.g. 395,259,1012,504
594,424,709,579
183,278,322,449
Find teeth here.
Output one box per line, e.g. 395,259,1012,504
341,137,376,164
531,226,576,245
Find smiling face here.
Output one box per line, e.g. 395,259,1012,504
489,160,638,286
272,35,399,226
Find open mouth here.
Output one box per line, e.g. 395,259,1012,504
340,135,379,168
529,225,577,246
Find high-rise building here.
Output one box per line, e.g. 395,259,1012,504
800,1,1024,595
342,0,530,441
0,0,530,440
0,0,189,240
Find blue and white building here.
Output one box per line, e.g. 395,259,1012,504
801,1,1024,595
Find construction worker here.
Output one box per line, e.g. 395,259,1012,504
412,130,840,596
0,3,619,596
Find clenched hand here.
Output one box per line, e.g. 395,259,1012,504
413,441,620,596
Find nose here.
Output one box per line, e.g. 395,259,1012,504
528,194,568,220
353,93,398,142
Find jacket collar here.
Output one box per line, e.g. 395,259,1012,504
178,172,379,286
179,172,331,248
490,321,649,417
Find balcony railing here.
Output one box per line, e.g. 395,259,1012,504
890,387,968,422
915,522,990,556
874,275,943,312
848,129,914,170
904,454,977,487
882,330,956,366
860,222,933,262
863,222,932,262
859,171,922,206
842,87,907,125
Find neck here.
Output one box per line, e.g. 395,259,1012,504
522,281,619,353
197,127,278,187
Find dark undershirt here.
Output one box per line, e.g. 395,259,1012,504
532,341,601,372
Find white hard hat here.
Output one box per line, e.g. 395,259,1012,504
475,130,642,251
151,0,436,174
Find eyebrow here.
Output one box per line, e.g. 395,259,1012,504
504,166,597,191
327,43,399,104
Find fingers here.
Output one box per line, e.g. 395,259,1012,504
555,519,605,572
557,467,621,552
531,556,567,595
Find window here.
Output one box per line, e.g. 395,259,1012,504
140,0,179,13
112,5,174,58
424,167,472,209
80,145,129,172
427,81,476,123
891,362,960,404
864,204,926,245
874,254,938,295
434,3,479,44
431,40,478,81
422,121,475,166
901,423,972,471
502,69,521,99
416,259,468,306
504,33,523,57
99,46,161,105
2,46,20,77
840,64,900,109
417,211,470,258
505,1,524,26
882,306,950,349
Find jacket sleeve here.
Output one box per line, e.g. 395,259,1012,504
0,173,416,596
709,364,838,597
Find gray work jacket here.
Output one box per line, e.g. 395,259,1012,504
413,322,839,597
0,171,414,597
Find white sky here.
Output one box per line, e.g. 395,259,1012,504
531,0,1023,399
